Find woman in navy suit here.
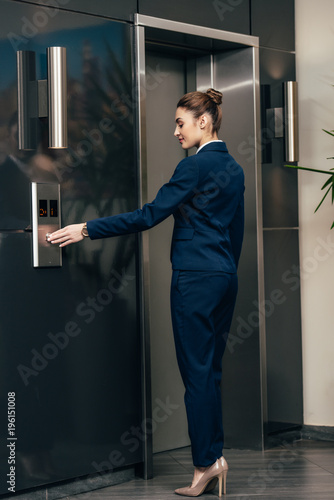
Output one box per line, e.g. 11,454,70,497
49,88,244,497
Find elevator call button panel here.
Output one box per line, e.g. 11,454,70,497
31,182,62,267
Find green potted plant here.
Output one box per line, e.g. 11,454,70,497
286,128,334,229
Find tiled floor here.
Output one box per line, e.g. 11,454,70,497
68,440,334,499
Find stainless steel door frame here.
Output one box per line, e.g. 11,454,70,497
135,14,258,46
133,22,153,480
133,14,265,478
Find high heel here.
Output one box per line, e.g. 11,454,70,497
218,469,227,496
175,456,228,497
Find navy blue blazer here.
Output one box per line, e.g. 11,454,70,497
87,142,244,272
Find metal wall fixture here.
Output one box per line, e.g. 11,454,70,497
17,47,67,150
262,81,299,163
283,81,298,163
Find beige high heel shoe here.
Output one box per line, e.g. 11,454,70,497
175,456,228,497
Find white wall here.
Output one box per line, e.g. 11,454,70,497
296,0,334,426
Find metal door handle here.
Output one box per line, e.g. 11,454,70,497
17,47,67,150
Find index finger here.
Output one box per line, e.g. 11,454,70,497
47,228,67,242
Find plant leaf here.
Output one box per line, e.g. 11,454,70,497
314,185,331,213
285,164,334,175
322,128,334,137
321,175,334,190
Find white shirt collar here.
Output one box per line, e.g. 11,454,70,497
196,140,223,154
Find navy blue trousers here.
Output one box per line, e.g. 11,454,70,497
170,270,238,467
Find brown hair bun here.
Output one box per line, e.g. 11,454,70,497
177,88,223,133
206,88,223,106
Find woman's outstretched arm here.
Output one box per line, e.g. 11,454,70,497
48,156,199,247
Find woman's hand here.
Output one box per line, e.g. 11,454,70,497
47,223,85,247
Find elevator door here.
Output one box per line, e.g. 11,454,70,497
0,2,142,495
145,52,190,452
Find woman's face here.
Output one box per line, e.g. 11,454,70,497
174,107,203,150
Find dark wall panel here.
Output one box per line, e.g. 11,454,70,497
251,0,295,51
263,229,303,426
262,163,299,228
259,48,296,108
260,48,298,228
259,39,302,434
12,0,137,22
139,0,250,34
